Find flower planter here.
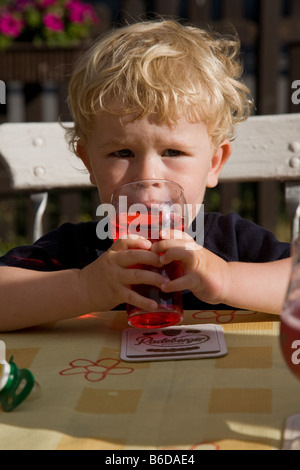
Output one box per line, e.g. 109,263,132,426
0,43,88,82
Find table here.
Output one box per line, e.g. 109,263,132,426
0,309,300,450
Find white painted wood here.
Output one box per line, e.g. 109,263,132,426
0,113,299,240
1,114,299,192
220,113,300,182
0,122,91,192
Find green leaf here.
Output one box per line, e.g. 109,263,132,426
0,35,13,51
25,8,42,29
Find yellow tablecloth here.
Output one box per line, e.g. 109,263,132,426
0,309,299,450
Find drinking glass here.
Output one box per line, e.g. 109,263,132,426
110,179,187,328
280,236,300,380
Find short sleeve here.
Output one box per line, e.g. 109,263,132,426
0,222,111,271
203,212,290,262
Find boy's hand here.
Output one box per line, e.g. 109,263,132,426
151,230,230,305
79,235,164,312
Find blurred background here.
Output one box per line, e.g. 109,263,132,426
0,0,300,252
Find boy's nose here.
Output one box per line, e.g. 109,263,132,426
132,180,166,204
134,180,162,190
133,155,162,181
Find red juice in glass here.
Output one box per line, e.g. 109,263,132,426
111,210,184,328
280,301,300,380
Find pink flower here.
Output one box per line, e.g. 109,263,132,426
0,14,23,38
0,0,99,48
66,0,98,25
66,1,86,23
82,4,99,25
43,13,64,32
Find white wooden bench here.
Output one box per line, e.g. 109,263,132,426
0,113,300,241
0,122,90,241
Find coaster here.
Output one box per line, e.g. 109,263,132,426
120,324,227,362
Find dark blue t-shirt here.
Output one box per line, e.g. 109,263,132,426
0,212,290,309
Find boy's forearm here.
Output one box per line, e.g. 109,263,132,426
224,258,292,314
0,267,93,331
0,256,291,331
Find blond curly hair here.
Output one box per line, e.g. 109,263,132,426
66,19,253,151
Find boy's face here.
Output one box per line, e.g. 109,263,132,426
78,111,231,209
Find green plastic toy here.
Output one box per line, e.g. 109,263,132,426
0,356,35,412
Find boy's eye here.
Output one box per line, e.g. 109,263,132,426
164,149,182,157
110,149,133,158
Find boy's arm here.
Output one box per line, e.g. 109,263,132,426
152,234,292,315
1,235,291,331
220,258,291,314
0,266,90,331
0,236,164,331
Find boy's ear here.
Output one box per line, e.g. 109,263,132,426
206,140,232,188
76,140,97,186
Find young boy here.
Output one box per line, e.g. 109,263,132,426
0,20,291,331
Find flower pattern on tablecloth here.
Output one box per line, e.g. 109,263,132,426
192,310,256,324
59,358,134,382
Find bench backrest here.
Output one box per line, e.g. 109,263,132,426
0,122,90,192
0,113,300,239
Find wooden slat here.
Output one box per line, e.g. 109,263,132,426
0,115,299,192
211,19,257,45
222,0,243,19
214,0,248,217
121,0,146,23
257,0,281,114
256,0,281,230
153,0,181,17
0,45,85,82
0,122,91,192
219,114,300,183
187,0,212,25
280,18,300,43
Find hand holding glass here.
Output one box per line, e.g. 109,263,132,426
110,179,186,329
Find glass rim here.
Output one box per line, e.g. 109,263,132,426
110,179,185,205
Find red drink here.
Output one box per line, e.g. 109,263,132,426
111,210,184,328
280,302,300,380
127,260,183,328
111,211,184,242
